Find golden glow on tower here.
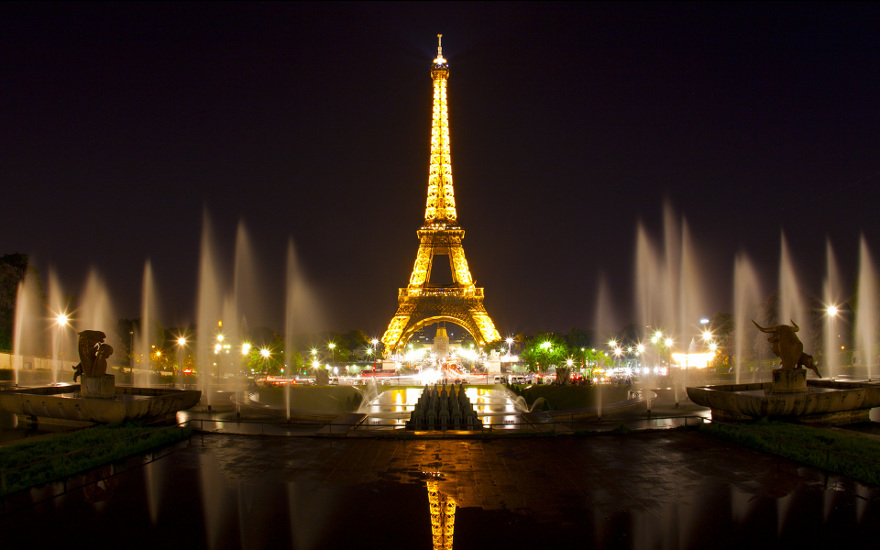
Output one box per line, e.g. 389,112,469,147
381,37,501,355
427,480,456,550
425,33,456,225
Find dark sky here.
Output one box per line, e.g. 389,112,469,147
2,2,879,339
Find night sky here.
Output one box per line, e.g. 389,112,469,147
2,2,879,339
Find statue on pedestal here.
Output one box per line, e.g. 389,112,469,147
73,330,113,382
753,320,821,379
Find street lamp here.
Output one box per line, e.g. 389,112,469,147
260,348,271,375
328,342,336,365
176,336,187,382
54,313,70,384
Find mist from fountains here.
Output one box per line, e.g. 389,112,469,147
734,254,762,384
856,236,878,381
136,261,158,389
823,239,842,379
5,205,880,398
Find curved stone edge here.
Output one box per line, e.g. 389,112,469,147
0,386,202,424
686,380,880,419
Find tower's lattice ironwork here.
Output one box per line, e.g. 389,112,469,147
427,480,456,550
381,35,501,356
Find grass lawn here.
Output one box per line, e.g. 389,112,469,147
700,419,880,485
0,422,191,496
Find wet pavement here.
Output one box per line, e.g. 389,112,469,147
2,386,880,548
2,424,879,549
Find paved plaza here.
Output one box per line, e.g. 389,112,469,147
2,419,878,549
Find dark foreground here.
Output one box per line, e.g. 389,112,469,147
2,430,878,549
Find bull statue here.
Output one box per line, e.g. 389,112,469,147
798,352,822,379
753,320,821,378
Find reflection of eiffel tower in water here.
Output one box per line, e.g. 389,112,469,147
427,480,456,550
381,35,501,356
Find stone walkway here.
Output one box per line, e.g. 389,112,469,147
3,428,878,549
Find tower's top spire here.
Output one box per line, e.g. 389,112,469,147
433,33,447,67
425,34,456,225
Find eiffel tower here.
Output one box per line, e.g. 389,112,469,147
381,35,501,356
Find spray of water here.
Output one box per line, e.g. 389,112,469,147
136,261,158,388
823,239,842,379
778,232,806,327
855,235,877,380
196,211,222,408
733,253,761,383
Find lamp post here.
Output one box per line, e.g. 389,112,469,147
54,313,69,385
261,348,271,375
328,342,336,369
176,336,187,386
651,331,662,371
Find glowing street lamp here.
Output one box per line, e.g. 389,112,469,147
53,312,70,384
175,336,187,380
260,348,271,375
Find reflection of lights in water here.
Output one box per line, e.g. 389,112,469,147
416,368,442,385
427,479,456,550
361,386,522,427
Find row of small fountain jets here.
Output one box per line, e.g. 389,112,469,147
406,384,479,430
6,211,880,398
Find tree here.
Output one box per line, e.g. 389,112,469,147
116,318,137,365
566,327,594,350
0,254,32,350
521,332,568,372
246,337,285,375
289,350,305,375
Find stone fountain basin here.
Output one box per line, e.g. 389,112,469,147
0,385,201,424
687,379,880,421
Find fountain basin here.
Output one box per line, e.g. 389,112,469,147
687,379,880,424
0,385,201,424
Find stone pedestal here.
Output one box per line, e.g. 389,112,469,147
315,369,330,386
485,360,501,376
769,369,807,393
81,374,116,398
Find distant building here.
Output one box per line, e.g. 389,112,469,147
434,323,450,358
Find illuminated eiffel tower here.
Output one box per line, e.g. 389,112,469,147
381,35,500,356
427,480,456,550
